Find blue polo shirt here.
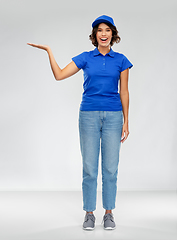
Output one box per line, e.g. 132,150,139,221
72,47,133,111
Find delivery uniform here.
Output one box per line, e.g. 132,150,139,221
72,47,133,211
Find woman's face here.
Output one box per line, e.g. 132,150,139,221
96,23,112,48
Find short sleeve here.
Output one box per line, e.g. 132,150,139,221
72,52,87,69
121,55,133,72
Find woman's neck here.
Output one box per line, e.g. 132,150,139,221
97,45,111,56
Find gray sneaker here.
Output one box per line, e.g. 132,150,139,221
101,213,116,230
82,213,95,230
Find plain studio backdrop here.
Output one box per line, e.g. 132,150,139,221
0,0,176,192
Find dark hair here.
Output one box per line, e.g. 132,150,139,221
89,22,121,47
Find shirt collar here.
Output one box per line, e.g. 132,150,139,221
93,47,115,58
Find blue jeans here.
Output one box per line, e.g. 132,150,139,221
79,110,123,212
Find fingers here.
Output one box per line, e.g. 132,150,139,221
120,129,129,143
121,130,124,140
27,43,49,51
27,43,39,47
120,132,126,143
121,132,124,143
27,43,36,48
27,43,33,46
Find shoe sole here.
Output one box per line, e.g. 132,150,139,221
82,226,95,230
104,226,116,230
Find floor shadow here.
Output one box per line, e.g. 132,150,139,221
3,224,177,240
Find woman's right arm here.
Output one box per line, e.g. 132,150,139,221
27,43,80,80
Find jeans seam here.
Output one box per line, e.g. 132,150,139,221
101,138,104,209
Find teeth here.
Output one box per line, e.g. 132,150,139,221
101,38,107,40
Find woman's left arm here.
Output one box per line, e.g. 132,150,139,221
119,68,130,143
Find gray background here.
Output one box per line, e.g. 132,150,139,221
0,0,176,191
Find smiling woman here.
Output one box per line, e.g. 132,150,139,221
70,15,133,230
27,14,133,231
89,21,121,48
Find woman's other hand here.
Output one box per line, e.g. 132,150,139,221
121,122,129,143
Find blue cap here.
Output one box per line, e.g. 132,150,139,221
92,15,116,28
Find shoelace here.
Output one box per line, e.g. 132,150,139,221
85,214,95,222
101,213,114,224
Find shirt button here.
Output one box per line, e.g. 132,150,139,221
103,63,105,65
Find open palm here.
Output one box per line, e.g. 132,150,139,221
27,43,49,51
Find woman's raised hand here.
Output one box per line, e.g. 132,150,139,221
27,42,80,80
27,43,49,51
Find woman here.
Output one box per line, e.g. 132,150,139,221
27,14,133,231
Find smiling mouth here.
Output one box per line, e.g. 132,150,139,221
100,38,108,42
